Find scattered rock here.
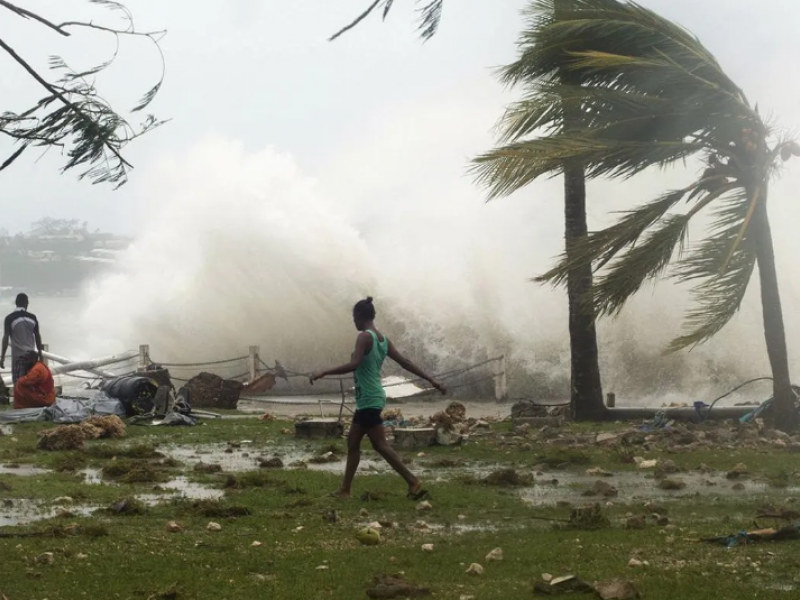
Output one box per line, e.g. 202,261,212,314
465,563,484,576
596,433,619,444
206,522,222,532
626,515,647,530
658,479,686,491
421,544,434,552
258,456,284,469
365,573,431,599
34,552,54,565
484,468,534,487
166,521,183,533
583,480,618,498
726,463,749,479
732,482,746,491
485,547,503,561
627,558,644,568
194,462,223,473
636,459,658,469
416,501,432,512
594,580,640,600
53,496,74,505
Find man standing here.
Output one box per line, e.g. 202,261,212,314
0,293,44,384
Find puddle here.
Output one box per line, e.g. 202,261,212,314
137,477,224,504
519,471,800,506
161,443,383,474
0,464,50,476
0,499,97,527
81,468,104,485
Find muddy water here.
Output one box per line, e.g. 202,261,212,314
0,500,97,527
0,464,49,476
161,442,385,474
519,470,799,506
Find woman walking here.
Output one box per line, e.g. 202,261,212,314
311,297,445,499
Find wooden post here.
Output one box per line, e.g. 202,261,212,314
495,355,508,401
41,343,49,366
606,392,616,408
248,345,260,382
138,345,150,371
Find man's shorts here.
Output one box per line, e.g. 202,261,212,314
352,408,383,428
11,355,29,383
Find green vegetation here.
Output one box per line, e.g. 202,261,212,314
2,415,800,599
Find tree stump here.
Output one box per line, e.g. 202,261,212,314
294,418,344,440
392,427,436,450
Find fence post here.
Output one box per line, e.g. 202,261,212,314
606,392,616,408
41,343,49,367
248,346,260,382
138,345,150,371
494,354,508,401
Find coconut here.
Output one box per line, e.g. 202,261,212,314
781,145,792,161
355,526,381,546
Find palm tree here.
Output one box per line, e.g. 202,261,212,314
473,0,799,429
494,1,607,419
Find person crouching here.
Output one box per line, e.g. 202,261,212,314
13,350,55,409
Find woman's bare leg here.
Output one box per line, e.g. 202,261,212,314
366,425,421,493
335,423,366,498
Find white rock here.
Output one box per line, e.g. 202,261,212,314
206,522,222,532
52,496,74,505
368,521,383,529
316,565,329,571
596,433,618,444
638,460,658,469
628,558,644,568
166,521,182,533
251,541,263,547
466,563,484,576
421,544,434,552
485,547,503,561
417,501,433,512
542,573,554,582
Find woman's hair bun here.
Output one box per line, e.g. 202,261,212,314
366,296,374,304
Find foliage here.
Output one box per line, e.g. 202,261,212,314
472,0,798,351
330,0,443,41
0,0,167,187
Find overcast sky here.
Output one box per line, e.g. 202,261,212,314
0,0,798,235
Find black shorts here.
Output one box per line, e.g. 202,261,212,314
353,408,383,428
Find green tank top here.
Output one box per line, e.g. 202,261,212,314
354,330,389,410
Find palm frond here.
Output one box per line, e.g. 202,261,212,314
669,189,756,350
472,135,701,198
330,0,443,42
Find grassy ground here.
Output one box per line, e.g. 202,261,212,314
1,415,799,599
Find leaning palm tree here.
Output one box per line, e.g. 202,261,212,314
473,0,800,429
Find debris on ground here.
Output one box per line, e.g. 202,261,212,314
533,574,595,595
569,504,610,529
445,402,466,422
166,521,183,533
85,415,126,438
37,424,87,451
483,468,534,487
258,457,284,469
365,573,431,599
465,563,484,576
416,501,433,512
107,497,148,516
184,371,243,409
206,522,222,532
704,524,800,547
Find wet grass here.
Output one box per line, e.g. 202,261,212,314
3,416,800,598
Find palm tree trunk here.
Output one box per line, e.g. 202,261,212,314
751,188,797,430
564,162,606,420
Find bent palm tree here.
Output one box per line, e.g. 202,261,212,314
473,0,799,429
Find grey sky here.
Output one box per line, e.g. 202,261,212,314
0,0,798,235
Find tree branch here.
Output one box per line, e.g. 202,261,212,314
329,0,383,41
0,0,70,36
0,36,132,169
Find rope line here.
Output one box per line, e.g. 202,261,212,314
152,356,249,368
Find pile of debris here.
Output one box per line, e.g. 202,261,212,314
37,415,126,451
426,402,493,446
